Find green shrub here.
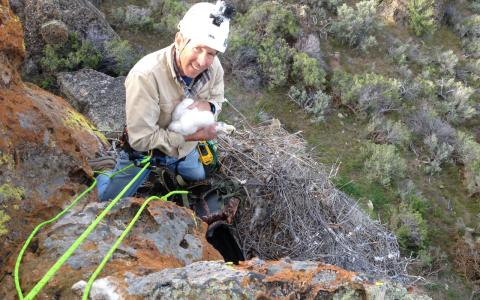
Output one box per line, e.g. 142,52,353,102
416,246,448,272
456,131,480,163
463,38,480,58
366,116,412,147
322,0,345,12
472,0,480,14
394,205,429,255
362,142,407,187
111,7,126,26
104,39,141,76
397,180,429,216
288,86,331,122
457,15,480,58
291,52,326,89
388,43,409,66
457,15,480,39
464,58,480,84
306,90,331,122
332,71,402,117
456,132,480,195
257,36,293,88
464,160,480,195
404,40,432,66
398,68,437,102
330,0,380,49
436,79,477,124
423,134,454,174
124,6,155,31
407,194,429,216
409,107,457,146
156,0,188,35
435,50,458,77
407,0,436,36
40,32,101,74
234,2,299,41
397,179,416,201
39,76,56,90
288,86,310,107
229,2,300,88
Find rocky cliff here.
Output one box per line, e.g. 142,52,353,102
1,0,106,295
0,1,432,299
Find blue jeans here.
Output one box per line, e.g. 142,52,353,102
96,149,205,202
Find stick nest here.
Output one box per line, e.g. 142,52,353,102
213,120,409,280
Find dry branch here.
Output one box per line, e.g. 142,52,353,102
213,120,409,280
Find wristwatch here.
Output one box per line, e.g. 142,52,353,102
209,102,216,114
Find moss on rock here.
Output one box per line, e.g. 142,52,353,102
0,210,11,236
63,107,109,145
0,152,14,170
0,183,25,202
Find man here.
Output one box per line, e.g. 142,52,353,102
97,1,233,201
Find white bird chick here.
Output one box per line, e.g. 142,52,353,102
168,98,215,135
168,98,236,135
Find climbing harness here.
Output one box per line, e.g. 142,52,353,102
14,155,188,300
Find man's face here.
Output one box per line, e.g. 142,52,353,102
175,33,217,78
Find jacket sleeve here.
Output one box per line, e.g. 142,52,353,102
207,59,225,119
125,71,185,156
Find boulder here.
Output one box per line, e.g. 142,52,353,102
40,19,69,45
295,33,328,70
75,258,431,299
57,69,126,136
7,0,24,19
0,2,108,298
378,0,409,27
125,5,152,27
16,198,221,299
21,0,119,76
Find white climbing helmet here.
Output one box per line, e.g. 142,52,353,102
178,1,233,53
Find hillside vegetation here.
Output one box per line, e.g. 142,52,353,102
28,0,480,298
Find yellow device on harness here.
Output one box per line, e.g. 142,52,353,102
197,141,215,166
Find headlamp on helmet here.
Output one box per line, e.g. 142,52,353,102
210,1,235,26
178,1,234,53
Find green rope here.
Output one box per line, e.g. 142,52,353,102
16,158,149,300
14,177,98,300
14,162,139,299
82,190,189,299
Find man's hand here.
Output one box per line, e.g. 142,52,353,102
184,124,217,141
187,101,211,112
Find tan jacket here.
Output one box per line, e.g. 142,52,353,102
125,44,225,158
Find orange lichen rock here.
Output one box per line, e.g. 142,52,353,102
0,0,25,88
81,258,430,299
0,3,109,299
238,258,359,296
